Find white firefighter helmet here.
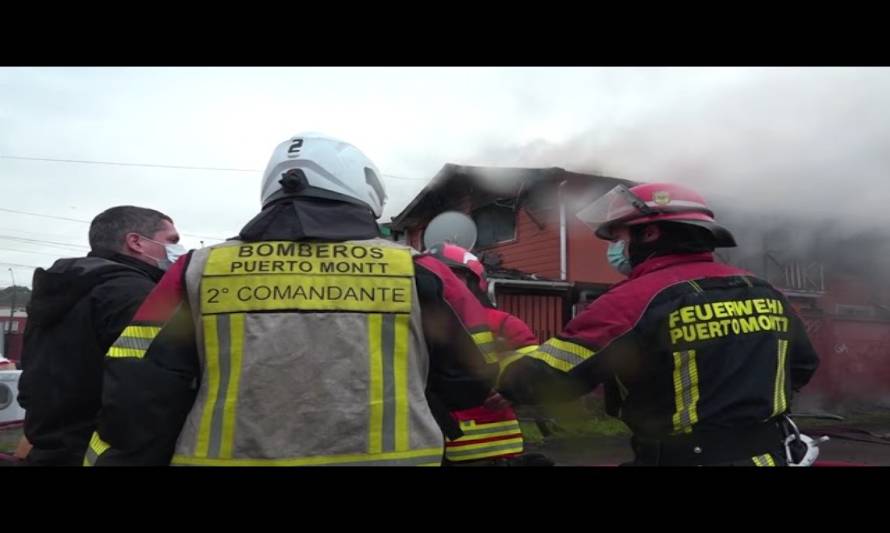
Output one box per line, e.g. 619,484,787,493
260,132,387,218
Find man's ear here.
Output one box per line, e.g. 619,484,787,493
124,232,143,254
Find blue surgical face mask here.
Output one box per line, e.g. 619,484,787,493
607,240,632,276
142,236,187,270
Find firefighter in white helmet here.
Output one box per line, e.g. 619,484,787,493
85,133,500,466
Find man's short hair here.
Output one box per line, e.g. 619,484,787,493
88,205,173,252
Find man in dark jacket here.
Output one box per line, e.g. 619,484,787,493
17,205,182,466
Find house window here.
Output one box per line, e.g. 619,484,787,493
473,204,516,247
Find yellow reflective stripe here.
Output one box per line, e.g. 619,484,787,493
445,437,525,461
445,436,523,453
671,350,700,434
450,428,522,442
496,345,538,385
219,313,245,459
527,338,596,372
672,352,684,432
110,325,162,352
171,447,444,467
771,339,789,417
106,346,146,358
393,314,410,451
527,350,574,372
418,462,442,467
90,432,111,455
446,447,525,462
471,330,498,363
368,314,384,454
689,356,700,427
83,431,111,466
120,325,161,339
752,454,776,467
546,338,595,359
472,331,495,344
196,315,221,458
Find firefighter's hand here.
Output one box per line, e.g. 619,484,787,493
483,391,512,411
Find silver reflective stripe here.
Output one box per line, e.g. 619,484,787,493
208,314,232,458
680,358,693,429
381,313,396,453
112,336,153,351
537,344,586,367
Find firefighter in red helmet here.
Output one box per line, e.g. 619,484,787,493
496,182,821,466
426,242,553,466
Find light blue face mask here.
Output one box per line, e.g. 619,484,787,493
141,236,187,271
607,240,632,276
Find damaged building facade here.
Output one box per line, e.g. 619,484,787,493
387,164,890,408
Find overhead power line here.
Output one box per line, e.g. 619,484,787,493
0,154,257,173
0,154,429,180
0,207,225,241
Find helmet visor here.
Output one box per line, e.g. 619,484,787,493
576,185,653,234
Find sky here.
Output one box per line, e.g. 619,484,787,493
1,66,888,288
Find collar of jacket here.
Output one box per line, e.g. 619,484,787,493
237,197,381,243
87,248,165,282
628,252,715,280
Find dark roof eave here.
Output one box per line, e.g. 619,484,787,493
389,164,637,231
389,163,459,230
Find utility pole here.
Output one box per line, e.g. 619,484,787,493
7,268,15,333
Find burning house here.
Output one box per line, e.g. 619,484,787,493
388,164,890,410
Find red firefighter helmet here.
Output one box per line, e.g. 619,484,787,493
426,242,489,294
577,182,736,247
